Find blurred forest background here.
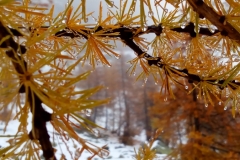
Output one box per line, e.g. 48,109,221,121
73,52,240,159
75,53,157,144
1,0,240,159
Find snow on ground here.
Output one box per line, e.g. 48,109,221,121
0,120,166,160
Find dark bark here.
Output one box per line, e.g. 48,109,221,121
0,21,55,159
7,21,240,90
143,86,152,140
120,57,131,145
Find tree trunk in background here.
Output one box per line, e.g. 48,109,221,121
120,57,132,145
143,85,152,140
117,94,123,136
122,94,131,144
91,69,100,123
192,87,200,160
104,89,109,130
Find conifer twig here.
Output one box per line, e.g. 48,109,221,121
187,0,240,42
0,21,55,160
8,22,240,91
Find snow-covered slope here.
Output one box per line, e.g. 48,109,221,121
0,120,166,160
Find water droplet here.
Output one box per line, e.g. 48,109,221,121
164,9,168,13
103,37,109,43
44,16,50,21
155,82,158,85
129,10,134,17
209,25,217,33
115,55,120,59
164,97,168,102
218,101,222,105
92,128,100,137
74,149,81,159
10,139,16,146
185,85,188,90
91,16,97,24
148,11,154,17
81,110,85,114
205,103,208,107
194,26,200,33
181,22,187,29
108,1,114,8
143,24,148,31
144,78,148,83
85,109,92,117
233,58,240,62
155,128,161,134
65,28,72,33
224,106,228,110
62,16,67,24
62,19,66,24
99,149,109,158
149,137,154,142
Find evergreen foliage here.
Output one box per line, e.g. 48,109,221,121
0,0,240,159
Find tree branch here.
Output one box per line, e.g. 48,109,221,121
9,23,240,91
187,0,240,42
0,21,55,160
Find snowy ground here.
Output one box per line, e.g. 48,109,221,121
0,120,166,160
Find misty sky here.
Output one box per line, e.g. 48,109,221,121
49,0,172,54
52,0,171,24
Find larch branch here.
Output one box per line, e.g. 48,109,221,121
0,21,55,160
187,0,240,42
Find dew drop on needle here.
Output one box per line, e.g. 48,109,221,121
164,97,167,102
